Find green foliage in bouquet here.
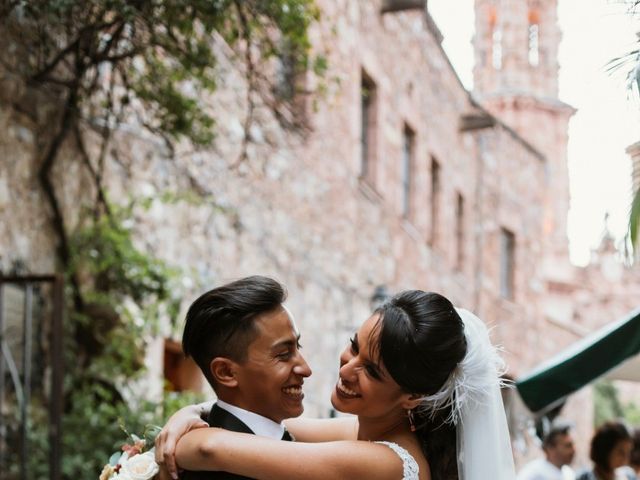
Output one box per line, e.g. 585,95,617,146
100,422,162,480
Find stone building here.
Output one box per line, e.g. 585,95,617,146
1,0,639,469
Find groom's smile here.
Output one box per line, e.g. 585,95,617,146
282,384,304,398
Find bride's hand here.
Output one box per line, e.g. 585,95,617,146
155,402,211,479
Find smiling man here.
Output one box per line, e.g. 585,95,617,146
177,276,312,480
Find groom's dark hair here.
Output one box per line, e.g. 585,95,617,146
182,275,287,388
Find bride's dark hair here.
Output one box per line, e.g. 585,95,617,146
373,290,467,480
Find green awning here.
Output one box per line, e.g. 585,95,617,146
515,307,640,414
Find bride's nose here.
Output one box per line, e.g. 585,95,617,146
338,347,358,382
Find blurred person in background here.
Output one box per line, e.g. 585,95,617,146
517,423,576,480
618,428,640,480
576,421,633,480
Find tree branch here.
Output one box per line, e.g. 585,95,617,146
31,37,82,83
30,19,120,83
73,123,111,218
37,88,84,311
230,0,257,170
0,0,20,19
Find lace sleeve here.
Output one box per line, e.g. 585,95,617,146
375,441,420,480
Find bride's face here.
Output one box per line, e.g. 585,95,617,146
330,313,414,418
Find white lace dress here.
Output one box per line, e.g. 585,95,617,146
376,441,420,480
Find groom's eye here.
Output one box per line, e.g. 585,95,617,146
276,350,293,360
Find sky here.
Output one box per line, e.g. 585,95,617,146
428,0,640,266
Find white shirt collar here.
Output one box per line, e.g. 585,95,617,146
216,399,285,440
542,459,563,473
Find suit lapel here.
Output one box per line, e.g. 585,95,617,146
207,404,255,435
180,404,256,480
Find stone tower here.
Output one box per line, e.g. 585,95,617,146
473,0,575,270
627,141,640,197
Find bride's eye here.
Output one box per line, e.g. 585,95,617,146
349,336,358,354
364,363,383,380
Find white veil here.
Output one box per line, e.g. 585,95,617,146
455,308,516,480
415,308,516,479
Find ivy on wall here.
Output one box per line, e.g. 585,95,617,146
1,1,323,477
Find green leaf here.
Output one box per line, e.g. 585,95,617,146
143,424,163,445
629,187,640,248
109,451,122,466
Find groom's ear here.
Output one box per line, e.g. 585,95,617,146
209,357,239,388
401,393,424,411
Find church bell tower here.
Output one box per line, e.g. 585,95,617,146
473,0,576,268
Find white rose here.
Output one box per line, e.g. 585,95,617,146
99,464,115,480
121,451,159,480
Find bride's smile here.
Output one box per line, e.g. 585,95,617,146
335,377,360,398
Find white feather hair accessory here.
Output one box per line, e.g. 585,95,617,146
414,307,509,426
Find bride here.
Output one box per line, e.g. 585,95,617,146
156,290,516,480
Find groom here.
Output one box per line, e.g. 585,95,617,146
174,275,312,480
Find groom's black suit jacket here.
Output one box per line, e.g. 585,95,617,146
180,403,257,480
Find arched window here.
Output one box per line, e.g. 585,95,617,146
488,7,502,70
528,10,540,66
401,124,415,218
360,70,377,183
492,29,503,70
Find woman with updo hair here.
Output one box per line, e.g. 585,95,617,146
156,290,515,480
577,421,633,480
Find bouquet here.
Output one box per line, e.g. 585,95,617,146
99,423,161,480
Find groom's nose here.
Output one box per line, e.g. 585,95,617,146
293,353,312,378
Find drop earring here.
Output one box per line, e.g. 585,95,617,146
408,409,416,432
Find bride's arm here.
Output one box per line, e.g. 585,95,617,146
175,429,404,480
156,404,357,459
283,417,358,442
156,403,358,475
155,401,213,478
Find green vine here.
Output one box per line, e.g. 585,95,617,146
4,199,204,479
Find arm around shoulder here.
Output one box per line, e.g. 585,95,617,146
175,428,410,480
283,416,358,442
